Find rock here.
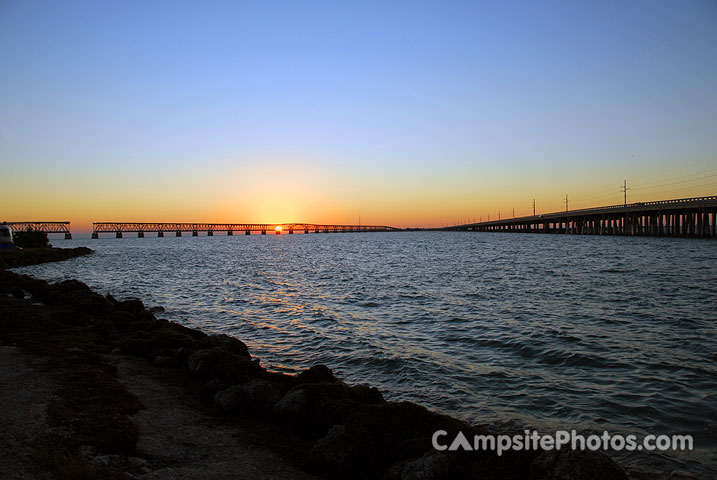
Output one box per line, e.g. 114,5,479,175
78,444,97,458
297,365,338,384
149,305,165,313
134,310,157,325
384,451,453,480
26,278,50,302
273,388,314,428
76,292,111,315
152,355,175,367
48,285,110,314
350,384,384,404
51,308,94,326
116,298,145,315
91,454,121,467
273,383,387,437
117,322,203,359
214,379,282,413
118,335,154,357
91,317,118,339
214,385,248,412
392,437,432,462
54,279,91,295
670,471,700,479
149,326,200,356
307,423,378,479
107,310,135,328
530,449,628,480
187,347,262,384
11,287,24,299
200,378,228,402
128,456,149,467
201,333,251,358
187,348,223,374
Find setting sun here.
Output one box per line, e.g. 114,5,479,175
275,226,282,232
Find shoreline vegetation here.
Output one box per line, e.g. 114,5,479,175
0,248,631,479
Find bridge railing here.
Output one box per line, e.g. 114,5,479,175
563,195,717,216
91,222,400,233
459,195,717,227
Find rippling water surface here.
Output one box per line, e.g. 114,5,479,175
14,232,717,475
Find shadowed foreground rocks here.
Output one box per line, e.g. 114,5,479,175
0,249,629,479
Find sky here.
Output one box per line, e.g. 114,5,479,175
1,0,716,231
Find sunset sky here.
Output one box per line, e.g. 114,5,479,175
2,0,716,232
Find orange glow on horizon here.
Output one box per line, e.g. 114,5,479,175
3,154,716,234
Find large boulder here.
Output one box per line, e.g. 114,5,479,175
272,388,314,429
297,365,338,384
272,383,386,437
201,333,251,358
214,379,282,413
307,423,378,479
187,347,263,384
115,298,145,315
200,378,229,402
384,451,453,480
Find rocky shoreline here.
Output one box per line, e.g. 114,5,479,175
0,248,630,479
0,246,93,270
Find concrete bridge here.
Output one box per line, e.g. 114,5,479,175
445,195,717,237
5,221,72,239
91,222,400,238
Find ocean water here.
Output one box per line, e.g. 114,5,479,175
13,232,717,475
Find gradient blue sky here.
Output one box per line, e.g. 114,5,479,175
1,0,716,229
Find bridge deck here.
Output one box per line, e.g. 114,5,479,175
92,222,399,237
446,195,717,237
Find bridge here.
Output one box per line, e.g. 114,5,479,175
6,221,72,239
444,195,717,237
91,222,400,238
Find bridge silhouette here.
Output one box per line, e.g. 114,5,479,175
6,221,72,239
442,195,717,237
91,222,399,238
5,195,717,239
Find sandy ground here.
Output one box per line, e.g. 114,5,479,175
0,346,54,479
111,354,317,480
0,344,316,480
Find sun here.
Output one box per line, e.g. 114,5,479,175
275,225,282,232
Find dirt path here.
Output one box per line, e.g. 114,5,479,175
0,346,54,479
110,354,317,480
